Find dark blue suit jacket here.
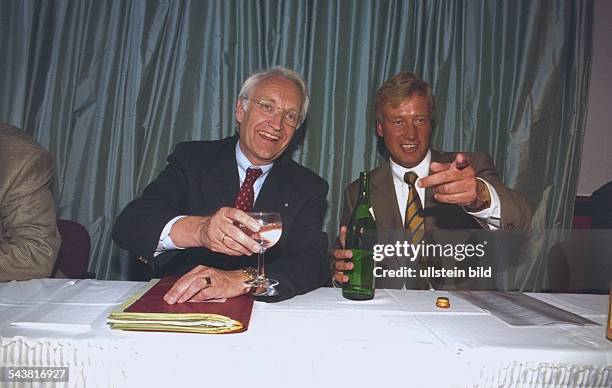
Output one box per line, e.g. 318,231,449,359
113,135,330,301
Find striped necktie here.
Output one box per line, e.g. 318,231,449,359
404,171,425,244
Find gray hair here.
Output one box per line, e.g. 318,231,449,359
238,66,309,124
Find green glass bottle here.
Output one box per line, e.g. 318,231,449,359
342,171,377,300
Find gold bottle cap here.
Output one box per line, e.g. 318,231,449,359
436,296,450,309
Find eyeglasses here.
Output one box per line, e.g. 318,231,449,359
242,97,301,128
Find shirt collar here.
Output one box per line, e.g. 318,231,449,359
390,149,432,184
235,142,274,175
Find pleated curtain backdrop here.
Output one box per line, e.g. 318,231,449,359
0,0,592,289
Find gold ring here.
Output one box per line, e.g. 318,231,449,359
202,276,212,287
221,233,227,244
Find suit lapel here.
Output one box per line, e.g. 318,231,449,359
203,137,240,211
371,163,403,232
253,156,295,216
253,158,295,256
371,163,405,271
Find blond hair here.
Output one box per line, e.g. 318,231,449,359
375,72,434,120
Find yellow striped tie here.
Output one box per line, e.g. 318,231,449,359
404,172,424,244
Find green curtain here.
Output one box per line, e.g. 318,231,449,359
0,0,592,287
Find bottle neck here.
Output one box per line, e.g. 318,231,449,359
358,172,369,201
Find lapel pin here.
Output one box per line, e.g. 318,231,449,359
284,203,289,207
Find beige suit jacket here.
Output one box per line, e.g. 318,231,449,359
0,123,61,281
341,150,532,289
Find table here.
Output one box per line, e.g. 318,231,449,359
0,279,610,387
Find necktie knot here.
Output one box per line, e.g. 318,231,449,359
404,171,418,186
245,167,263,182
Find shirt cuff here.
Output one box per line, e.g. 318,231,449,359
465,178,501,229
155,215,187,256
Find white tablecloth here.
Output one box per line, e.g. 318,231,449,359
0,279,610,387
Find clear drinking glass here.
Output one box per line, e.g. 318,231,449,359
244,212,282,293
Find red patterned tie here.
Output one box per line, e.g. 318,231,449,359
234,167,263,212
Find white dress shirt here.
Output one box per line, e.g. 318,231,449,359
155,142,273,253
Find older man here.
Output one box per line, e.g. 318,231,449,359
113,67,329,302
333,72,531,289
0,123,61,281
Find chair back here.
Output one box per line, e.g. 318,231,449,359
55,219,92,278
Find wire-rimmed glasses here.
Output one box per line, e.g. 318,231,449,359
242,97,301,128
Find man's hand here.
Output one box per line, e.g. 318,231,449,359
163,265,250,304
170,207,262,256
419,153,489,211
332,226,353,284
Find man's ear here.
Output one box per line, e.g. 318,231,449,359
375,119,384,137
235,99,245,124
